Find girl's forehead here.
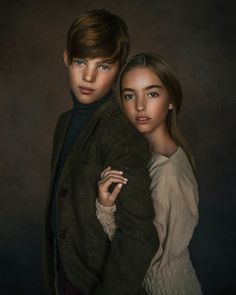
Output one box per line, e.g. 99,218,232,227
123,66,158,78
121,67,162,84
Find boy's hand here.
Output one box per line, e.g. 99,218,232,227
97,167,128,207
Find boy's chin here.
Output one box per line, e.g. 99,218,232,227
75,94,100,104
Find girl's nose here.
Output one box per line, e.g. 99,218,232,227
137,105,145,112
136,98,145,112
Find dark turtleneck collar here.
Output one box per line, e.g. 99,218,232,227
71,90,111,112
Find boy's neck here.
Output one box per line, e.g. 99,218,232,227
71,90,112,110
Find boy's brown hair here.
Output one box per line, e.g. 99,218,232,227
66,9,130,67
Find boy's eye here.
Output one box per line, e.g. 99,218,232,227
148,92,159,98
74,59,85,66
98,64,110,70
123,93,134,100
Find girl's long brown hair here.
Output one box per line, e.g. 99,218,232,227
115,53,196,173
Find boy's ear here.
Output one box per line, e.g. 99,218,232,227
63,50,69,66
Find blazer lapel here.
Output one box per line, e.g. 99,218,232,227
46,110,72,212
50,111,72,189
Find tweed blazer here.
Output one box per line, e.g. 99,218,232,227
43,94,159,295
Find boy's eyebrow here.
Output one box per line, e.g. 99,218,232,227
72,57,115,64
95,59,114,64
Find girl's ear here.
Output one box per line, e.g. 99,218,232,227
63,50,69,66
168,103,173,110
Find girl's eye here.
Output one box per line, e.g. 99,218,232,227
99,64,110,70
123,94,134,100
148,92,159,98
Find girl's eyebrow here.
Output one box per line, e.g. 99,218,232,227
122,85,163,92
122,88,135,92
145,84,163,90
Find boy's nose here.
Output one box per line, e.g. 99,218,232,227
82,68,96,83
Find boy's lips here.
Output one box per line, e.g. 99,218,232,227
135,116,151,124
79,86,95,94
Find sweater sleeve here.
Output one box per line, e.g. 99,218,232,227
95,199,117,241
166,177,199,257
149,161,199,269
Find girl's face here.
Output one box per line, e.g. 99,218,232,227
121,67,172,136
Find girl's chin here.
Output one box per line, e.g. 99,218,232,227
134,125,150,133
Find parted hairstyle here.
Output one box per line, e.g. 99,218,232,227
66,9,130,67
116,53,196,172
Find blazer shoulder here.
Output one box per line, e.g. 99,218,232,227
100,108,146,142
57,109,72,123
99,109,151,166
54,109,72,130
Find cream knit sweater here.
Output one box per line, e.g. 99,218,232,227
96,147,202,294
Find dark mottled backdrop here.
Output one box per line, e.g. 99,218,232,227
1,0,235,294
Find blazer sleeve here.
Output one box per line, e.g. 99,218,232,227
94,126,159,295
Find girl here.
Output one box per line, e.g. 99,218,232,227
96,53,202,294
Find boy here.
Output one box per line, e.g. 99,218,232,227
44,9,158,295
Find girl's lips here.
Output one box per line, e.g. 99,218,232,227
135,117,151,124
79,86,95,94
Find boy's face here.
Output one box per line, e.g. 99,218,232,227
64,51,119,104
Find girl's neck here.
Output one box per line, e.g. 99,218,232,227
145,124,178,157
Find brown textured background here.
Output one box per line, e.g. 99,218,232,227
1,0,235,294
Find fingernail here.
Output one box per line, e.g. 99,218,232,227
124,178,128,182
118,183,123,188
119,171,123,174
